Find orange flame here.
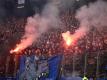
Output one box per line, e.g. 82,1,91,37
62,31,73,46
10,44,23,54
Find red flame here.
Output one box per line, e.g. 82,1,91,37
10,44,23,54
62,31,74,46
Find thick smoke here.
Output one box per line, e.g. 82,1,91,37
14,0,60,51
74,0,107,41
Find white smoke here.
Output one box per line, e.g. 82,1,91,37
74,0,107,41
14,0,61,51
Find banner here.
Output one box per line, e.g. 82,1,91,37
61,77,82,80
18,0,25,5
17,0,25,8
17,54,62,80
40,55,62,80
19,55,26,74
0,77,16,80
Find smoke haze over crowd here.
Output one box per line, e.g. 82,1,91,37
11,0,61,52
11,0,107,53
72,0,107,42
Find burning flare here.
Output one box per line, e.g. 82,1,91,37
62,31,73,46
10,44,24,54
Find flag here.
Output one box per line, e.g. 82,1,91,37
19,55,26,74
40,54,63,80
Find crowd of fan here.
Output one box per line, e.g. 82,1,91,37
0,11,107,77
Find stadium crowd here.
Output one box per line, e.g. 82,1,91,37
0,11,107,78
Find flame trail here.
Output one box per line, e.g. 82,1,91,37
10,45,22,54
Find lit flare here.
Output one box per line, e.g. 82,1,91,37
62,31,73,46
10,44,23,54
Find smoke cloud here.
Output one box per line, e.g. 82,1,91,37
13,0,61,52
74,0,107,41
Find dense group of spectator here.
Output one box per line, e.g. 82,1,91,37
0,11,107,78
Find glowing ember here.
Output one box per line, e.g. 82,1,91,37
62,31,73,46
